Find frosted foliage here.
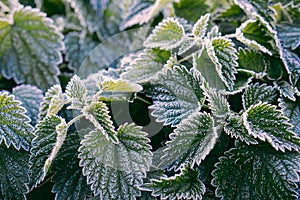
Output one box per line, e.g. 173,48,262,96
204,88,230,119
277,25,300,50
281,48,300,77
66,75,87,109
0,6,63,90
279,98,300,137
0,92,33,151
212,144,300,200
161,112,218,171
78,123,152,198
243,102,300,152
276,81,296,101
149,66,204,127
192,13,210,38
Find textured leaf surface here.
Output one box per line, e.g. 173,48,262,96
0,6,63,90
12,85,43,125
280,48,300,84
192,14,210,38
145,166,205,200
161,112,218,171
0,92,33,150
212,144,300,199
206,37,238,91
66,75,87,109
238,48,267,76
275,81,296,101
148,66,204,127
78,123,152,199
121,49,171,83
277,24,300,50
30,115,65,188
0,146,30,200
242,83,277,110
279,98,300,136
144,18,185,50
243,102,300,151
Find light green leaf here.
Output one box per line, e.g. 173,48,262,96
178,37,199,55
66,75,87,110
78,123,152,199
275,81,296,101
243,102,300,151
148,66,204,127
0,92,33,151
206,37,238,91
242,83,277,110
144,17,185,50
192,14,210,38
0,146,30,200
212,144,300,199
120,48,171,84
0,6,63,90
30,115,67,188
82,101,119,143
161,112,218,171
145,166,205,200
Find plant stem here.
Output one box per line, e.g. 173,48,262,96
66,114,84,128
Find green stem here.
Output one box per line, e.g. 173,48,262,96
66,114,84,128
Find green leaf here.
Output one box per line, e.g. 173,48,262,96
277,24,300,50
280,48,300,85
78,123,152,199
30,115,67,188
0,6,63,90
66,75,87,110
0,146,30,200
224,114,258,145
173,0,209,23
148,66,204,127
212,144,300,199
206,37,238,91
12,85,43,126
161,112,218,171
0,92,33,151
144,17,185,50
279,97,300,136
52,131,92,200
192,14,210,38
242,83,277,110
243,102,300,151
145,166,205,200
120,48,171,84
275,81,296,101
82,101,119,144
38,85,65,121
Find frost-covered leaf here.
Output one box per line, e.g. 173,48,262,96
242,83,277,110
279,97,300,136
82,101,119,143
0,6,63,90
121,49,171,84
0,146,30,200
224,114,258,145
145,166,205,200
0,92,33,151
178,37,199,56
192,14,210,38
38,85,65,120
66,75,87,110
30,115,67,188
280,48,300,85
144,17,185,50
173,0,209,23
275,81,296,101
161,112,218,171
78,123,152,198
212,144,300,199
243,102,300,151
12,85,43,126
277,24,300,50
52,131,92,200
206,37,238,91
148,66,204,127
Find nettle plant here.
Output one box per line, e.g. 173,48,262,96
0,0,300,199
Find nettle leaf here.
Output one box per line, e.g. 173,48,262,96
161,112,218,171
144,17,185,50
66,75,87,109
243,102,300,151
30,115,67,188
52,131,92,200
78,123,152,199
0,146,30,200
82,101,119,143
0,92,33,151
148,66,204,127
275,81,296,101
192,13,210,38
121,49,171,84
279,97,300,136
224,114,258,145
145,166,205,200
12,85,43,126
206,37,238,91
242,83,277,110
280,48,300,84
38,85,65,120
212,144,300,199
0,6,63,90
277,24,300,50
